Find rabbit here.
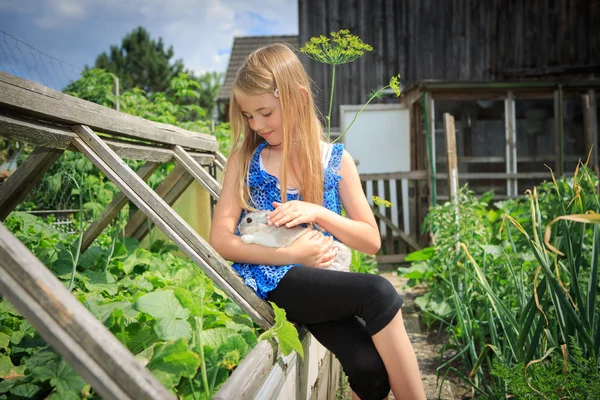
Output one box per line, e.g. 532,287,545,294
238,210,351,272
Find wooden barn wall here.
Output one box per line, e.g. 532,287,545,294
298,0,600,127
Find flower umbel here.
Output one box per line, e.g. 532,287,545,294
389,74,402,97
300,29,373,65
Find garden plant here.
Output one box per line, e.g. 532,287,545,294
403,160,600,398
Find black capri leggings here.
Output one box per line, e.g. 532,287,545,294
266,266,404,400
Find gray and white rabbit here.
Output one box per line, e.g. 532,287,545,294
238,210,351,272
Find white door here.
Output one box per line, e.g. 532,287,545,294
339,104,411,234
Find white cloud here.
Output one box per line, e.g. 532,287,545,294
1,0,298,75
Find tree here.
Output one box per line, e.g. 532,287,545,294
91,26,184,94
183,71,223,119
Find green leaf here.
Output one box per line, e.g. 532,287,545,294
48,390,80,400
276,321,303,358
260,302,304,359
174,287,203,317
405,247,435,262
0,379,16,394
123,248,153,274
154,318,192,341
134,290,190,320
24,349,56,370
147,339,200,389
9,383,42,398
78,246,104,269
200,328,238,349
82,270,118,295
31,359,86,393
0,333,10,349
0,356,26,380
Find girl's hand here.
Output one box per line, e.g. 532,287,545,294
269,201,324,228
289,230,338,269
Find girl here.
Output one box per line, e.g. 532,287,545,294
209,43,426,400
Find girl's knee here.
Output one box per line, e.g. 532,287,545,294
359,275,403,335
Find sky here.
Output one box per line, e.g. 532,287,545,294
0,0,298,91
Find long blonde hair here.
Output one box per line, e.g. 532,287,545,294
229,43,325,210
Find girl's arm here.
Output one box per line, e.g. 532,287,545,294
269,150,381,255
209,151,336,267
315,150,381,255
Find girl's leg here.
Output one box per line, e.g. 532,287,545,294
305,317,390,400
372,310,426,400
267,266,424,399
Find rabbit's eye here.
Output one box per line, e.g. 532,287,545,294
246,217,252,223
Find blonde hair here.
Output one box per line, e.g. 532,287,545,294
229,43,325,210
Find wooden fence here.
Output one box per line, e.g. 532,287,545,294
0,71,339,399
360,170,428,265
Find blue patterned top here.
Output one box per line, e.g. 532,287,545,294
232,140,344,299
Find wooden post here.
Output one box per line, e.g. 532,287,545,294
81,161,159,252
71,125,275,329
554,86,564,176
443,113,458,200
0,146,63,221
173,145,221,199
584,90,599,176
125,163,194,241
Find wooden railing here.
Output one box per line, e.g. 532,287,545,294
0,70,340,400
360,170,428,265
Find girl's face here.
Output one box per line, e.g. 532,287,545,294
235,89,283,146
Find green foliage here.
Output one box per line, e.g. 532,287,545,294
63,68,118,107
406,166,600,397
258,302,304,359
349,249,379,275
92,26,184,94
492,341,600,399
14,68,231,214
1,212,258,399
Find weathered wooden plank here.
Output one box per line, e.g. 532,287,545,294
376,254,407,264
359,170,428,181
384,179,393,255
126,163,194,241
0,146,63,221
0,224,174,400
173,145,221,199
214,151,227,171
212,339,280,400
0,111,215,165
0,71,218,152
444,113,458,199
371,206,420,251
71,125,274,329
81,161,159,252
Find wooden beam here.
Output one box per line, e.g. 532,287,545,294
214,151,227,172
371,206,420,251
125,163,193,241
359,170,428,181
173,145,221,199
443,113,458,200
81,161,159,252
376,254,407,264
0,146,63,221
0,71,218,152
71,125,275,329
0,224,174,400
0,111,215,165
